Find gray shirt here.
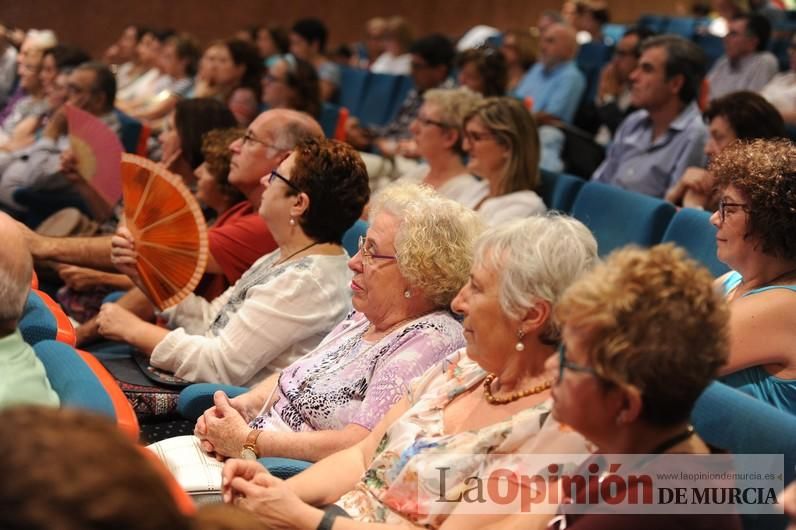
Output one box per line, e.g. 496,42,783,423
708,51,779,100
591,102,707,198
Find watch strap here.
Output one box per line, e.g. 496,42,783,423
241,429,263,458
316,509,337,530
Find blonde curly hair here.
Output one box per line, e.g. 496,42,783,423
369,183,483,308
555,244,730,425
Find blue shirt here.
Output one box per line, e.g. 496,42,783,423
514,61,585,123
720,271,796,414
591,102,707,198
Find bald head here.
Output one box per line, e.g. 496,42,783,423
540,23,578,67
0,214,33,330
268,108,325,148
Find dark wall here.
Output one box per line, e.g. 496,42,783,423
2,0,681,56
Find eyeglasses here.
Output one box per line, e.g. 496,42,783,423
717,197,749,224
242,131,281,151
463,129,495,143
415,115,450,129
357,235,397,265
267,169,302,193
557,344,598,382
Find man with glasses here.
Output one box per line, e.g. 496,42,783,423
707,13,778,100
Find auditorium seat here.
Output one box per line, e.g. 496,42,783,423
342,219,368,257
19,289,76,347
661,207,729,277
339,67,369,118
539,169,585,213
570,181,676,256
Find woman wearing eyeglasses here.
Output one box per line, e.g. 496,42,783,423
218,215,596,530
398,88,484,203
98,137,368,387
461,96,546,225
545,244,741,529
709,139,796,413
189,183,478,463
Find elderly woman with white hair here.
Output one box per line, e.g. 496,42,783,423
220,214,598,530
192,183,482,464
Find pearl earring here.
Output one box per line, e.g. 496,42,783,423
404,290,411,299
289,217,295,226
514,330,525,352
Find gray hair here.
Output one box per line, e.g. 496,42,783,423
473,214,598,342
370,183,484,307
0,249,33,324
423,87,483,155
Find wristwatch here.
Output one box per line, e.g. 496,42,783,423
240,429,263,460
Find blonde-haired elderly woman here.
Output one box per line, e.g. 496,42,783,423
220,214,598,530
398,88,485,205
194,183,482,464
545,244,741,529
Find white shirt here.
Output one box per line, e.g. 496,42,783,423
760,71,796,115
151,250,352,386
397,164,486,208
370,53,412,76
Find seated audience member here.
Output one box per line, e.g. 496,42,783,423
0,62,126,215
397,88,484,202
573,0,610,45
514,23,585,124
461,96,546,224
0,44,90,152
0,37,48,144
456,46,508,97
708,14,778,100
23,109,320,346
351,17,387,69
262,54,321,118
220,215,598,529
666,91,785,208
115,28,171,106
114,26,148,93
102,24,138,69
592,35,708,198
0,213,58,409
128,33,200,124
710,139,796,413
290,18,339,102
195,39,262,106
0,28,56,125
369,16,413,75
256,25,290,63
349,33,456,157
193,184,479,462
194,127,246,219
547,244,741,529
577,26,655,144
707,0,748,38
0,406,261,530
0,26,18,107
96,137,369,386
500,28,537,93
760,33,796,125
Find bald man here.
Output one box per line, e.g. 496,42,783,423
514,23,586,123
0,212,59,408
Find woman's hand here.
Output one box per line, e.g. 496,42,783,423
57,265,112,292
196,391,251,459
110,226,141,281
223,460,323,530
95,302,143,342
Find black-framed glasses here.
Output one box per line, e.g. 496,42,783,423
463,129,495,143
357,235,397,265
557,344,598,382
717,197,749,224
268,169,302,193
242,131,281,151
415,115,450,129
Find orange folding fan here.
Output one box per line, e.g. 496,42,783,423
66,105,123,204
120,154,208,310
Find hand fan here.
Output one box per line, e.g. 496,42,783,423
120,153,208,310
66,105,124,204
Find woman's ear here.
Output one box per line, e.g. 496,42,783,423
519,299,552,337
442,127,459,151
289,192,310,219
615,384,644,426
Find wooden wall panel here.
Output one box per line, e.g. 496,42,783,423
2,0,682,57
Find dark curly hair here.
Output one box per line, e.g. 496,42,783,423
287,138,370,244
711,138,796,260
0,406,191,530
456,47,508,97
201,127,246,204
704,91,786,141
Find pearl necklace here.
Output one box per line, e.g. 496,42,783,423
482,373,552,405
